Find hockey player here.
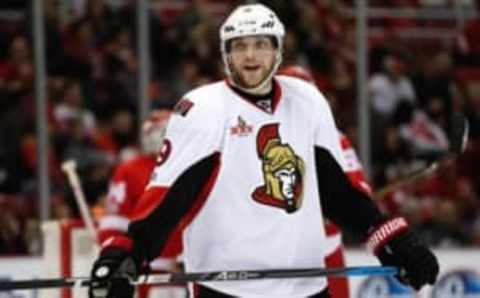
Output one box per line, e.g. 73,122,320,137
98,108,186,297
99,109,172,245
89,4,439,298
279,65,372,298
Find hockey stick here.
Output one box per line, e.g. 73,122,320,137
0,265,398,291
61,160,97,239
373,113,469,200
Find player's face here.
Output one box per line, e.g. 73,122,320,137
227,36,276,89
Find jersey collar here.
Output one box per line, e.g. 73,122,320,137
225,78,282,114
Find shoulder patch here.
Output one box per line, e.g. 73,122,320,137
174,98,194,117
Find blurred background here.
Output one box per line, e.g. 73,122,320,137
0,0,479,256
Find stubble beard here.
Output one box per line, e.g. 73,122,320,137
229,60,275,90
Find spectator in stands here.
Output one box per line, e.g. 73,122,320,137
370,53,416,118
0,195,27,254
54,80,97,137
414,160,478,244
99,26,138,111
62,19,97,78
374,124,414,192
84,0,115,39
0,35,33,97
456,17,480,66
412,50,455,121
20,131,63,189
393,100,449,161
93,108,137,162
328,56,354,126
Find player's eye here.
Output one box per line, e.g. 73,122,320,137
231,42,247,53
255,40,273,51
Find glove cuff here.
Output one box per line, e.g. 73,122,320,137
101,235,134,252
366,217,409,255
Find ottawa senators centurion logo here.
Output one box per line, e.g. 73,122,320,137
251,123,305,213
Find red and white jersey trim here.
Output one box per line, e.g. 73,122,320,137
98,215,130,232
323,232,342,256
342,147,363,173
149,258,178,271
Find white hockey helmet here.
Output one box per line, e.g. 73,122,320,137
220,4,285,91
141,110,171,155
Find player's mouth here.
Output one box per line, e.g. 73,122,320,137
244,65,261,72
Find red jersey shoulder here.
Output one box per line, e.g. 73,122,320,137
120,155,156,173
112,155,155,181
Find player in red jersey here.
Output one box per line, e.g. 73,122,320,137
98,108,185,297
99,109,171,244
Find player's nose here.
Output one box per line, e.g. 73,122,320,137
244,45,256,60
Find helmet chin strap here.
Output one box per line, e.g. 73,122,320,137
225,51,283,95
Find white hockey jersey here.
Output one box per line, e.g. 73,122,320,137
146,76,348,298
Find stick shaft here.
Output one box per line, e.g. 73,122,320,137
374,114,469,200
146,266,399,284
61,160,97,238
373,162,439,200
0,278,90,291
0,266,398,291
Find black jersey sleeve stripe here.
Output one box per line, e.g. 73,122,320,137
128,152,221,262
314,147,385,239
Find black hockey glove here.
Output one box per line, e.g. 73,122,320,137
366,217,439,291
89,236,139,298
